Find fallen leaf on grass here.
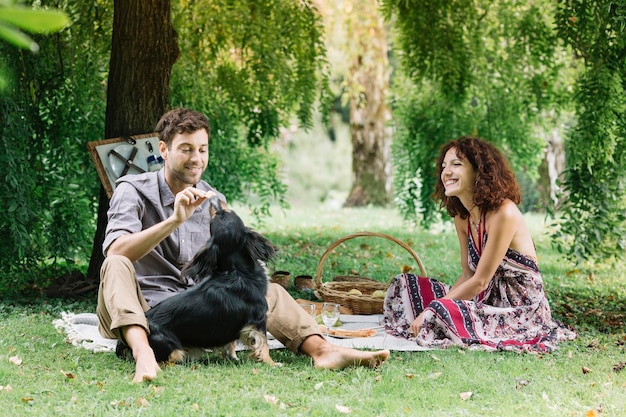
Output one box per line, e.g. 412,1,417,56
582,366,592,374
586,409,600,417
137,397,150,407
459,391,472,401
400,264,413,273
314,382,324,390
430,354,440,362
613,362,626,372
405,373,414,379
264,395,278,405
9,356,22,366
60,369,76,379
0,385,14,392
428,372,442,379
515,378,530,389
336,404,352,413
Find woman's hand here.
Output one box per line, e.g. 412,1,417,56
409,312,425,337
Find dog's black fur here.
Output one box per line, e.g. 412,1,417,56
116,197,277,365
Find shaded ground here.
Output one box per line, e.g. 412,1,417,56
44,270,99,298
549,286,626,334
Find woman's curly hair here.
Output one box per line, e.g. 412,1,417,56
433,137,521,219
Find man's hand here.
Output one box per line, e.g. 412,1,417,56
173,187,216,224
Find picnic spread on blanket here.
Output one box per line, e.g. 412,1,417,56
53,230,574,355
53,311,430,353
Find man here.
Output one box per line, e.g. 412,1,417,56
97,108,389,382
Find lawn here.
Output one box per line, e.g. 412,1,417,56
0,206,624,416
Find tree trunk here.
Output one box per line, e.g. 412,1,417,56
343,2,392,207
536,128,566,210
86,0,179,283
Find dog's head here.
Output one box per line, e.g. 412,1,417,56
182,197,276,281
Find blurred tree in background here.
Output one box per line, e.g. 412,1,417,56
319,0,393,207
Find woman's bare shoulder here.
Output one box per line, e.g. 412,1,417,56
492,199,523,221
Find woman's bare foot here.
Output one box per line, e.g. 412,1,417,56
300,335,390,369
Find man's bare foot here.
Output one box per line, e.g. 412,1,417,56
300,336,390,369
132,346,161,383
122,325,161,383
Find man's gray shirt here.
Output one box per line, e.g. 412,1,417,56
103,169,224,307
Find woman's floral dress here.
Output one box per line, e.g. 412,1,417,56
383,220,576,352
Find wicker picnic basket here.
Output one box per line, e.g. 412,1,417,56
314,232,427,315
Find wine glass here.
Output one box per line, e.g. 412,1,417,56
321,302,341,337
298,302,317,317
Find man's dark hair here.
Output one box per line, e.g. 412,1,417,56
155,108,210,146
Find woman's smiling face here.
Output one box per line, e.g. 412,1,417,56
440,147,477,200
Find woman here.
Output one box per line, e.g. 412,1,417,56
383,137,576,352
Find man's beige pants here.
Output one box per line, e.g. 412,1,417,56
97,254,322,353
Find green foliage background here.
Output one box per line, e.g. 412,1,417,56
0,1,109,294
386,0,567,223
0,0,328,296
383,0,625,264
170,0,330,217
552,0,626,261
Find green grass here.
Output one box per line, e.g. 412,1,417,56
1,207,625,416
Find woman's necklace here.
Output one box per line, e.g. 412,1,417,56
470,212,484,255
470,217,480,233
469,209,481,233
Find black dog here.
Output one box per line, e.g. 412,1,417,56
116,197,277,366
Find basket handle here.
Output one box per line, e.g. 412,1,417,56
314,231,428,287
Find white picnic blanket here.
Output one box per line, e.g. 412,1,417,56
53,312,429,353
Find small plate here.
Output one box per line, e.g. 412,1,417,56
108,144,150,177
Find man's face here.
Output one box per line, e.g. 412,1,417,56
159,129,209,194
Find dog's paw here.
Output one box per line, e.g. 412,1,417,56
167,349,186,363
220,342,239,361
